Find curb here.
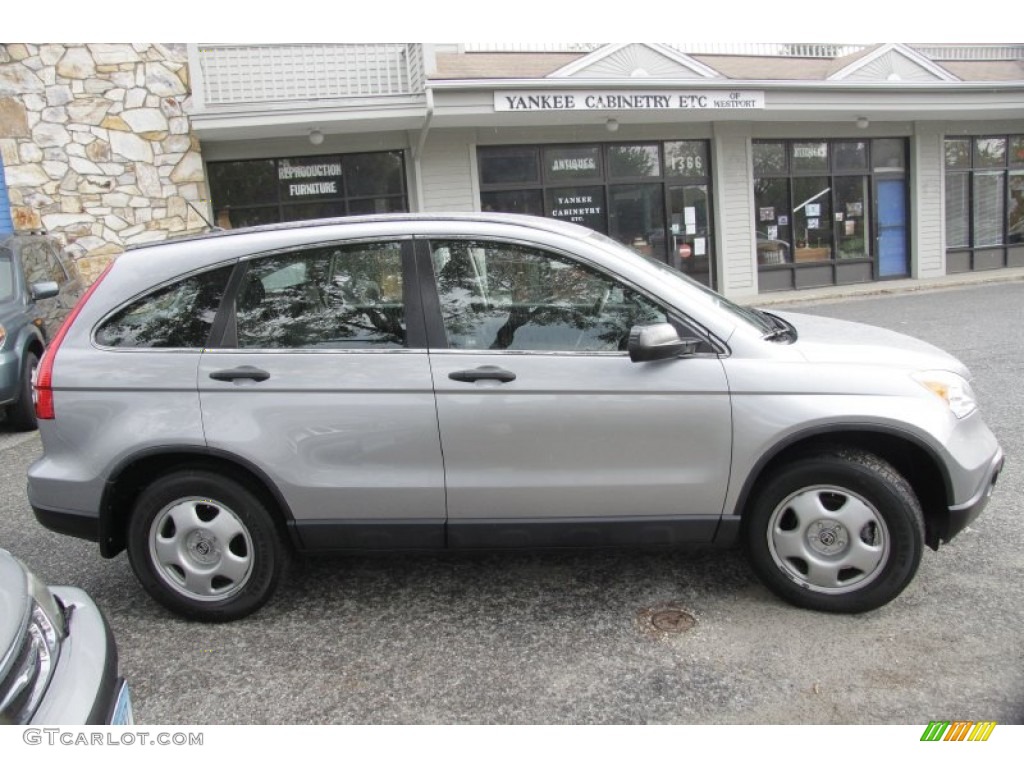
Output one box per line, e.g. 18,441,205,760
737,267,1024,307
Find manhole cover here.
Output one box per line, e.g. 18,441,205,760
637,604,697,635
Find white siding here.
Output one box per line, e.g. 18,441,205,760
913,123,945,278
712,123,757,297
419,129,477,212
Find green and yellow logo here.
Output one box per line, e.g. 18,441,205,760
921,721,997,742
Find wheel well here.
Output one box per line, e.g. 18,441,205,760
100,452,296,558
740,431,950,550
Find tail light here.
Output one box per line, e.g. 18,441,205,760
35,264,113,421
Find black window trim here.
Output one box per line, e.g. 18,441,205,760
413,234,726,357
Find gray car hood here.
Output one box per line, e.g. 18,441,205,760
772,310,969,376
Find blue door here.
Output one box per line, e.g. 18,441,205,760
0,163,13,237
877,178,908,277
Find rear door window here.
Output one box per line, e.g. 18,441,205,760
235,241,406,349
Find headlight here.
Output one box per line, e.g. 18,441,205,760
0,569,66,724
913,370,977,419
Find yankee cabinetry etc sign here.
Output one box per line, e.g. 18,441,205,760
494,91,765,112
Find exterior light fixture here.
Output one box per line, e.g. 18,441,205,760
606,118,619,133
308,128,324,146
856,116,869,130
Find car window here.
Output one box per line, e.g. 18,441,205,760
430,240,667,352
0,251,13,302
236,241,405,349
19,241,70,286
95,266,233,348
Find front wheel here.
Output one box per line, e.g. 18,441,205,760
127,470,287,621
744,449,924,613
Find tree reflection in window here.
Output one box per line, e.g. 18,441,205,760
236,243,405,349
96,266,233,348
430,240,666,352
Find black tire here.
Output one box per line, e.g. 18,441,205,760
7,351,39,431
744,448,924,613
127,470,287,622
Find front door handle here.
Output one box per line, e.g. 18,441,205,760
448,366,516,383
209,366,270,382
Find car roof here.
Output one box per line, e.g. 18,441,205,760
126,212,590,252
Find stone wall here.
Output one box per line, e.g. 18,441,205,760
0,44,209,282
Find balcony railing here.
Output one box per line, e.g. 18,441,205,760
190,44,425,109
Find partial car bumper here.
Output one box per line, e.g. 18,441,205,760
0,348,18,404
937,448,1004,544
28,586,131,725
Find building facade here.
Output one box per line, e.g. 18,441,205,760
3,43,1023,296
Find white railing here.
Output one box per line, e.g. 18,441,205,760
461,43,1024,60
912,45,1024,60
192,44,425,107
461,43,867,58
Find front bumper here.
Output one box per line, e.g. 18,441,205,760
936,448,1004,545
28,586,129,725
0,348,19,405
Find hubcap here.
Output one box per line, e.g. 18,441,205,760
148,497,254,602
767,486,889,594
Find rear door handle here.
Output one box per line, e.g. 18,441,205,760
448,366,516,383
209,366,270,382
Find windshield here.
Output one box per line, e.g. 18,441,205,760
584,230,775,334
0,251,14,303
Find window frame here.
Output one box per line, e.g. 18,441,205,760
415,235,723,356
944,133,1024,272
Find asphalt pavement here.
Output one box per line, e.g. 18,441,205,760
1,281,1021,725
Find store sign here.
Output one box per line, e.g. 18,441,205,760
278,158,343,199
495,91,765,112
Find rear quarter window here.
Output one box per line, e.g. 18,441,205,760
95,265,233,348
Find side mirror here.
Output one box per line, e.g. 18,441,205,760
30,281,60,301
628,323,698,363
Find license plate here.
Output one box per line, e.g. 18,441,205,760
111,680,134,725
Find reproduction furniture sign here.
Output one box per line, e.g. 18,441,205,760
494,91,765,112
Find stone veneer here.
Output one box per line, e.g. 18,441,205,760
0,43,208,282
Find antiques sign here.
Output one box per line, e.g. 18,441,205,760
495,91,765,112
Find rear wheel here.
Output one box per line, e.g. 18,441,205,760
745,449,924,613
7,351,39,431
127,470,287,621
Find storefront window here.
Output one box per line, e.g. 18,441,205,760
752,139,908,290
481,189,544,217
833,142,868,172
834,176,870,259
608,144,661,179
973,172,1005,246
975,137,1006,168
943,134,1023,270
480,147,540,185
754,178,791,266
753,142,787,175
1009,173,1024,245
945,173,970,248
608,185,665,259
478,141,715,286
208,151,408,228
792,142,828,173
665,141,709,178
544,146,602,182
547,186,606,232
793,177,833,261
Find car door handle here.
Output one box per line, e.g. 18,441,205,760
209,366,271,382
448,366,516,383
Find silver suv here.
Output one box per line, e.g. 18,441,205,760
27,214,1004,621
